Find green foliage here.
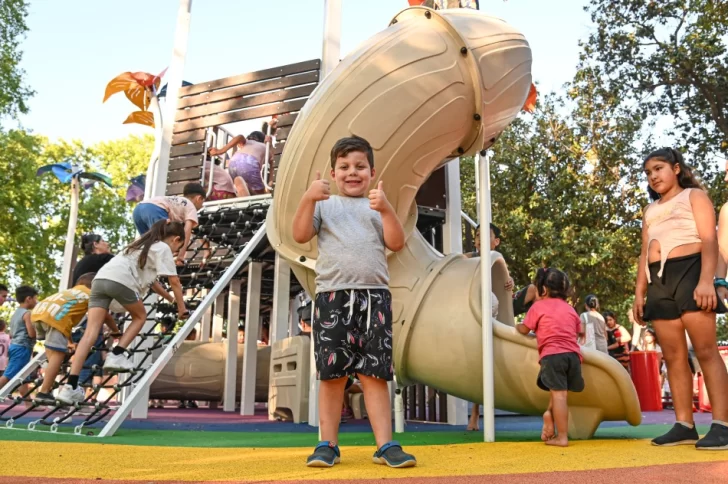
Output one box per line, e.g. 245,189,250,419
0,131,153,295
582,0,728,201
0,0,33,119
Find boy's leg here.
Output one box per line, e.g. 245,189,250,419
358,374,393,448
542,393,555,441
468,403,480,431
546,390,569,447
68,308,107,379
38,348,66,395
319,376,349,442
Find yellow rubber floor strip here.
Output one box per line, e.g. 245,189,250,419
3,440,727,482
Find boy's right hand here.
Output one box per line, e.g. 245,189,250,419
304,171,330,202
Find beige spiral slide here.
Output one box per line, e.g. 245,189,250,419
267,6,641,438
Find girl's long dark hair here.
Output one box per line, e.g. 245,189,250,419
125,220,185,269
644,148,703,201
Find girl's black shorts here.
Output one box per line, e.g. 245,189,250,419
312,289,393,381
644,253,726,321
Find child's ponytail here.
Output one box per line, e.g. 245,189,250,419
125,220,186,269
643,148,703,201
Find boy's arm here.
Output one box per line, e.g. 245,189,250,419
515,323,530,335
209,135,245,156
103,312,120,334
177,220,195,265
293,172,329,244
23,312,36,339
369,182,405,252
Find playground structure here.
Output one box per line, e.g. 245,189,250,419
0,4,641,439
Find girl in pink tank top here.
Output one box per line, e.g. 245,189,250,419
633,148,728,450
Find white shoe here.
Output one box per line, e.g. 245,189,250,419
104,352,136,372
57,384,85,405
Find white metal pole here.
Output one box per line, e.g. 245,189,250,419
479,150,495,442
474,153,481,224
321,0,342,77
223,280,241,412
241,262,262,415
59,177,80,291
212,293,225,342
270,253,291,345
152,0,193,197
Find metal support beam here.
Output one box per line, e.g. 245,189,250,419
200,289,212,341
479,151,495,442
321,0,342,78
270,253,291,345
241,262,262,415
212,293,225,342
224,280,241,412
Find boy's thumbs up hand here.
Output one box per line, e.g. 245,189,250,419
304,170,330,202
369,180,392,213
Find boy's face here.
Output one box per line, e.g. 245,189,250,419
490,228,500,251
24,295,38,309
330,151,374,198
0,290,7,306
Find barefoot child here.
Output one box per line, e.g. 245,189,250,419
31,273,121,403
516,268,583,447
292,136,416,468
634,148,728,449
57,220,189,404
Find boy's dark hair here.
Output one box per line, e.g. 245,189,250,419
16,285,38,304
330,136,374,169
76,272,96,288
81,233,102,256
490,223,502,239
0,319,6,332
643,148,703,201
534,268,569,300
183,182,206,198
584,294,599,310
602,310,616,321
247,131,265,143
126,220,186,269
0,283,7,292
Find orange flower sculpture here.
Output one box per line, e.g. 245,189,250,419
103,69,167,127
522,83,538,113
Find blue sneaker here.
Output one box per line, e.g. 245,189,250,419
306,441,341,467
372,441,417,468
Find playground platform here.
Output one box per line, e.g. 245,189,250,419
0,407,725,482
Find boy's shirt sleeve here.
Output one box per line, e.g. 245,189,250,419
183,199,199,226
312,201,322,234
522,303,539,332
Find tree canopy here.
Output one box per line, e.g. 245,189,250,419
0,0,33,119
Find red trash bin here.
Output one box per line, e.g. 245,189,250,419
630,351,663,411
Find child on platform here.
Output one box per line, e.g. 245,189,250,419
132,182,206,265
0,286,39,395
31,273,121,404
516,268,583,447
634,148,728,449
292,136,416,468
57,220,189,404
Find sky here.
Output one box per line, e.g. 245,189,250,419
11,0,592,144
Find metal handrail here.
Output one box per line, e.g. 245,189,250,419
461,211,478,229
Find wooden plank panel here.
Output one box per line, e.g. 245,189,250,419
167,167,201,183
171,142,205,158
179,59,321,96
166,182,186,196
273,140,286,155
174,98,307,133
276,112,298,128
176,84,316,122
169,154,204,171
172,129,206,144
275,126,292,141
178,71,319,110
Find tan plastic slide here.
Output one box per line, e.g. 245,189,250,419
267,6,641,437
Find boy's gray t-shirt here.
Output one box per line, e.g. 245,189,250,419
10,308,35,349
313,195,389,293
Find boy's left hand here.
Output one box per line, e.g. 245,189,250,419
369,181,392,213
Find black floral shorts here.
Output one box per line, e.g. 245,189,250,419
313,289,393,381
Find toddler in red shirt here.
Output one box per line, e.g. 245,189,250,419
516,267,584,447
